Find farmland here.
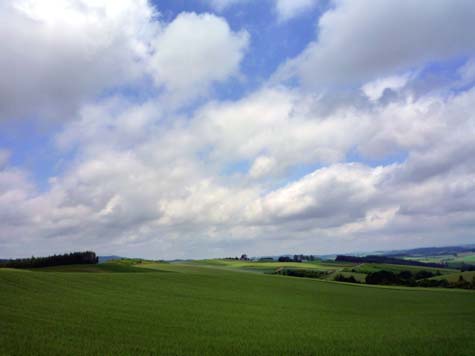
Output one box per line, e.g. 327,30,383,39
398,249,475,268
1,261,475,355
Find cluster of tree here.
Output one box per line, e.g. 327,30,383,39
278,255,318,262
295,254,318,262
416,275,475,289
364,270,475,289
334,274,360,283
278,256,296,262
275,268,329,279
223,254,250,261
0,251,98,269
335,255,447,268
460,263,475,272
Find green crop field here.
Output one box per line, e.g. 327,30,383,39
1,262,474,356
403,252,475,268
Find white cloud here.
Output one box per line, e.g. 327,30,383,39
0,0,159,120
193,87,364,172
2,0,475,258
274,0,475,88
361,73,411,101
2,83,475,258
149,12,249,102
275,0,318,22
0,1,249,119
246,163,385,225
249,156,276,178
457,58,475,86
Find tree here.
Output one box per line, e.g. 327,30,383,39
0,251,98,269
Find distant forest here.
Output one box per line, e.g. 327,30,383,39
0,251,98,269
335,255,447,268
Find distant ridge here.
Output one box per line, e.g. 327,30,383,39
98,255,124,263
383,245,475,257
306,244,475,261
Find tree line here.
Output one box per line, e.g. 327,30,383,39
336,269,475,289
335,255,447,268
274,268,329,279
0,251,98,269
278,255,317,262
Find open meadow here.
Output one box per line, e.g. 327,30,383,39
1,261,474,356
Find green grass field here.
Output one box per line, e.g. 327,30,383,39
191,259,352,275
1,262,474,355
403,252,475,268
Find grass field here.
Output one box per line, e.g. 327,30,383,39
1,262,475,355
403,252,475,268
192,259,347,269
191,259,352,275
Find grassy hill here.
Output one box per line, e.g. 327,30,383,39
1,261,474,355
401,251,475,268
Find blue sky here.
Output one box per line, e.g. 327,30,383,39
1,0,475,259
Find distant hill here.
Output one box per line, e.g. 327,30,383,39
314,244,475,261
384,245,475,257
98,255,125,264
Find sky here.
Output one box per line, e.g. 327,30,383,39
1,0,475,259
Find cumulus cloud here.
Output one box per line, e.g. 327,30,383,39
0,0,159,120
2,0,475,259
274,0,475,88
246,163,385,226
249,156,276,178
192,87,364,172
149,12,249,102
2,82,475,257
0,1,248,120
361,73,412,101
